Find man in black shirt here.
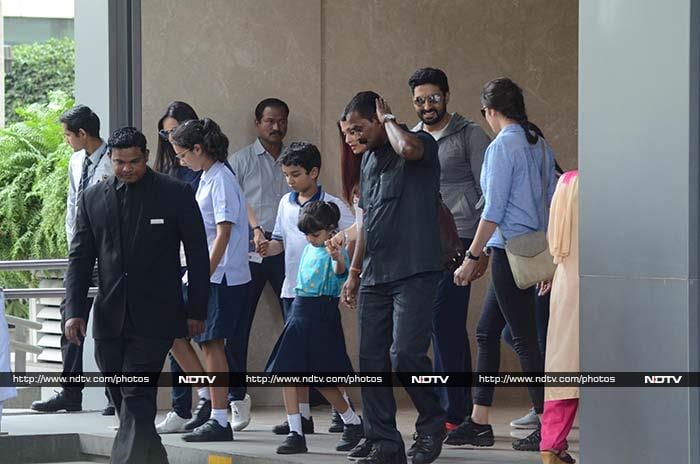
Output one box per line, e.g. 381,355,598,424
341,92,446,464
64,127,210,464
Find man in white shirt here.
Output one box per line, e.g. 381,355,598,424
31,105,113,414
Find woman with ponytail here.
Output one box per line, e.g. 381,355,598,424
166,118,251,443
448,78,557,452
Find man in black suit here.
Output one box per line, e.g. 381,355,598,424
64,127,210,464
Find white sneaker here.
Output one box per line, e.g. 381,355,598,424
230,394,251,431
156,411,189,434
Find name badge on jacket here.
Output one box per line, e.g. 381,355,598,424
150,219,165,225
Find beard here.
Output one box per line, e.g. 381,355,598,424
419,107,447,126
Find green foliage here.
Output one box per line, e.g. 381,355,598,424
5,37,75,124
0,92,74,316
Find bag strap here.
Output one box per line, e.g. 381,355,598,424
538,138,549,231
497,134,550,244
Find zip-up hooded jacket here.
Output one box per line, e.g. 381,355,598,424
413,113,491,238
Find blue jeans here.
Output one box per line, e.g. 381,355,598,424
473,248,544,414
431,238,473,425
502,288,550,356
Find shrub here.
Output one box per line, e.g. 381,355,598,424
0,91,74,317
5,37,75,124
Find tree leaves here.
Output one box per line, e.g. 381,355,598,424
0,92,74,314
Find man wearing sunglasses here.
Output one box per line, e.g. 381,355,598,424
408,68,491,434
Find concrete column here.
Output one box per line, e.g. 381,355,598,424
579,0,699,461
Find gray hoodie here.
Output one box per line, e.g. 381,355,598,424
413,113,491,238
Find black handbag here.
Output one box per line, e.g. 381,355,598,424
438,194,465,272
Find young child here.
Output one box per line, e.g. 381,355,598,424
258,141,354,437
266,201,363,454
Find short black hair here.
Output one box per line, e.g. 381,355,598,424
60,104,100,137
297,201,341,234
108,127,147,153
279,141,321,174
340,91,380,122
255,98,290,121
408,68,450,94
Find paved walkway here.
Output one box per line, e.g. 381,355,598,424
3,405,578,463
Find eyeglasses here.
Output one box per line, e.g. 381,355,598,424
413,94,443,106
480,106,488,118
174,148,191,160
158,128,173,141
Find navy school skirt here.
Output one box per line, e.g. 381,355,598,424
192,277,251,344
265,296,353,373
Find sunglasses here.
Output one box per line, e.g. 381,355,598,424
158,128,173,141
480,106,488,118
413,94,443,106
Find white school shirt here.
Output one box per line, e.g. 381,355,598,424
271,187,354,298
196,161,251,286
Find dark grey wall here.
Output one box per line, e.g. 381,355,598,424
579,0,700,462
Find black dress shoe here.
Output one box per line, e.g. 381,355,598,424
329,407,344,433
444,417,494,447
181,419,233,442
330,398,355,432
272,416,314,435
184,398,212,431
512,425,541,451
31,390,81,413
276,431,308,454
336,421,364,451
101,405,116,416
347,439,374,460
409,430,446,464
407,433,418,457
357,443,407,464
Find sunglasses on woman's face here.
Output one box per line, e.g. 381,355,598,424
158,128,173,141
480,106,488,118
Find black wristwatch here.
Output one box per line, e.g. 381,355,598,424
253,225,264,234
466,250,480,261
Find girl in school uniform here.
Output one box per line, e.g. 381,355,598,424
266,201,363,455
168,118,251,443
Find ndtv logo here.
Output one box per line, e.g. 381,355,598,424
644,375,682,384
411,375,449,384
178,375,217,384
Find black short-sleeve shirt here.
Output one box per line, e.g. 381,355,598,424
358,130,442,285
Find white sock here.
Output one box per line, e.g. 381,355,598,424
340,406,361,425
197,387,211,401
210,408,228,428
288,413,303,436
299,403,311,420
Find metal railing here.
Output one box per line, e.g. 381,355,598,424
1,259,96,371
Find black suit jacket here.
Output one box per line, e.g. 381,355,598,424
65,168,210,340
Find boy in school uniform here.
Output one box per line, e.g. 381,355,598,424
259,141,354,434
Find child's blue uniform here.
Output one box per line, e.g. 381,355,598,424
266,244,353,373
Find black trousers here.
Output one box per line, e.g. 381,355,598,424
225,252,285,401
358,271,445,452
431,238,473,424
473,247,544,413
59,270,110,403
95,336,172,464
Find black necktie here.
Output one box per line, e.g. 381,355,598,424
78,156,92,197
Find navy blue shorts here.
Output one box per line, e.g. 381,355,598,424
265,296,353,373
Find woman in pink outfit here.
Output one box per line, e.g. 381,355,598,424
540,170,579,464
